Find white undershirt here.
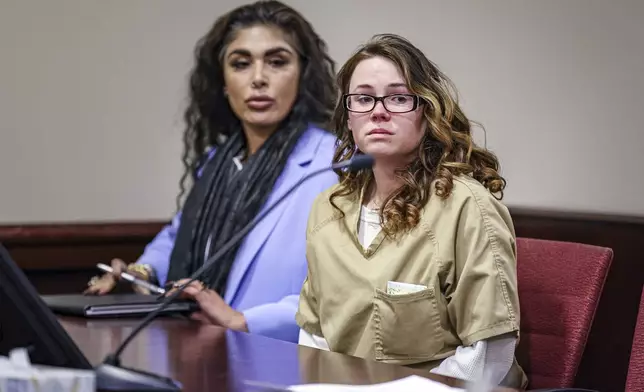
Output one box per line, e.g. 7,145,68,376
298,205,516,385
358,204,382,249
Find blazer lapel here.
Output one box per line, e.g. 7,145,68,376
224,129,323,303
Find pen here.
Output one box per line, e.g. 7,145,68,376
97,263,166,295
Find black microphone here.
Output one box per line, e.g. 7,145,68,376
93,154,374,392
331,153,374,171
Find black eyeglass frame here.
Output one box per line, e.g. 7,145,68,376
343,93,422,113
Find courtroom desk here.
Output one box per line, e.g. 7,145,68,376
58,317,517,392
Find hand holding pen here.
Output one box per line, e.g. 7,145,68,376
84,258,166,295
96,263,166,295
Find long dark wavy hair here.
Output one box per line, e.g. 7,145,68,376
176,0,336,209
330,34,506,236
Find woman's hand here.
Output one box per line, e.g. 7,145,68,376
83,259,150,295
170,279,248,332
83,258,125,295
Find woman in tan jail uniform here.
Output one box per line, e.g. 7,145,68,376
295,34,527,389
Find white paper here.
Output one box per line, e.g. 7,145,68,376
386,281,427,295
0,348,95,392
288,375,464,392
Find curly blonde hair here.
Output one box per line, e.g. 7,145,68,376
330,34,506,236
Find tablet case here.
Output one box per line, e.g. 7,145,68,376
41,294,199,318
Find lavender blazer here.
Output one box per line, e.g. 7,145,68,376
136,127,338,342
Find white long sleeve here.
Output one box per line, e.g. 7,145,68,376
298,329,330,350
429,334,516,385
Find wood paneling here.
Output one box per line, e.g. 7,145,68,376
0,221,164,294
1,209,643,391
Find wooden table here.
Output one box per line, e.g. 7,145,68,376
58,316,497,392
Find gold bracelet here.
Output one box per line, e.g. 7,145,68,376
127,263,152,281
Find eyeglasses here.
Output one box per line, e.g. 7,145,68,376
343,93,420,113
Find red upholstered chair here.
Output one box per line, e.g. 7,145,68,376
626,288,644,392
515,238,613,389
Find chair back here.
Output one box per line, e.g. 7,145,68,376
515,238,613,389
626,288,644,392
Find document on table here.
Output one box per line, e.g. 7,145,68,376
287,375,464,392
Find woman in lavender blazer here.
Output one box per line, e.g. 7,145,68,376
84,1,338,343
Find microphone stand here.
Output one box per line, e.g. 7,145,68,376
93,155,374,391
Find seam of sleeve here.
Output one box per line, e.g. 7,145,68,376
307,189,341,240
457,179,517,323
460,320,519,347
308,214,337,239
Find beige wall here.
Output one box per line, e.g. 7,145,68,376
1,0,642,223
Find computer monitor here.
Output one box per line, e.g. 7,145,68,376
0,243,182,391
0,242,92,370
